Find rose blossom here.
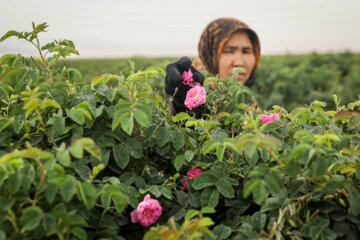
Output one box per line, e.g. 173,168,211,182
184,85,206,110
181,168,202,190
260,113,280,125
181,69,194,87
130,194,162,227
187,168,202,178
181,177,189,190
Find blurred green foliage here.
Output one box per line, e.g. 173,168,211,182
254,51,360,111
56,52,360,111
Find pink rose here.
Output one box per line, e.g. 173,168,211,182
260,113,280,125
243,120,248,126
181,168,202,191
130,194,162,227
181,177,189,190
187,168,202,178
184,85,206,110
181,69,194,87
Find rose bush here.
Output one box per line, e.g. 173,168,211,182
0,23,359,240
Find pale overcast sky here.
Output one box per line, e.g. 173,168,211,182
1,0,360,58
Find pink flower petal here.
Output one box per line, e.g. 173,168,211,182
131,194,162,227
131,209,139,223
181,69,194,86
260,113,281,125
187,168,202,178
184,85,206,110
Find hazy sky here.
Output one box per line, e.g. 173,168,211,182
1,0,360,58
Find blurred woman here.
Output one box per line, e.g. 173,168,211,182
165,17,261,116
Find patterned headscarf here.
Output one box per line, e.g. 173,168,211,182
193,17,261,87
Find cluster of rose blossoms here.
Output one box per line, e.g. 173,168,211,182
244,113,281,126
130,168,203,227
181,69,206,110
181,168,203,190
130,74,282,227
260,113,280,124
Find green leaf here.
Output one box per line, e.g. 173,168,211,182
7,173,22,194
212,225,232,240
43,213,56,233
71,226,87,240
57,147,71,167
348,189,360,216
253,183,268,205
349,115,360,129
185,150,195,162
133,108,150,127
174,154,185,171
252,212,267,232
192,172,219,190
184,209,199,221
60,177,77,202
216,143,225,162
198,217,214,227
311,216,329,227
172,130,185,150
20,206,43,231
112,194,127,213
0,196,14,211
172,112,191,122
0,119,13,133
314,157,329,178
263,121,281,132
78,182,96,210
200,207,215,214
124,138,143,159
287,160,301,177
216,178,234,198
245,150,259,167
0,231,5,240
149,185,162,198
67,108,85,125
106,88,116,102
120,112,134,136
101,192,111,210
13,116,24,134
21,165,34,191
70,141,83,159
263,173,281,195
156,126,170,147
0,30,19,42
113,144,130,169
145,124,157,140
112,104,131,131
45,183,58,203
243,179,262,198
160,187,172,200
200,187,219,208
202,139,220,155
243,140,257,159
53,116,65,135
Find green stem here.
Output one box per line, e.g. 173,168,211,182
32,156,47,206
6,209,19,233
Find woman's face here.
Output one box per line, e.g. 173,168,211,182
218,31,256,84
